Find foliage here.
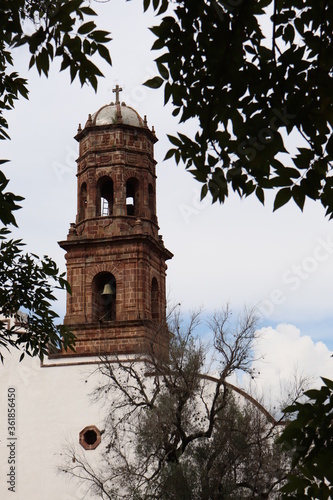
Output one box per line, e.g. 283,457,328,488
0,0,111,140
277,377,333,499
144,0,333,217
0,227,76,362
0,0,111,361
61,307,290,499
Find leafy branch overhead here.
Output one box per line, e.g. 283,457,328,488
0,230,76,362
0,0,112,141
0,1,112,361
277,377,333,498
145,0,333,217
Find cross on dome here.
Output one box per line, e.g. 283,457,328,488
112,84,123,104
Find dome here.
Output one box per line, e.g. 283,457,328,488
91,102,147,128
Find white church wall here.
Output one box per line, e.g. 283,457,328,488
1,338,280,499
0,349,106,500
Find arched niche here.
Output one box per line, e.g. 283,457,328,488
97,177,114,217
92,272,116,321
79,182,87,221
126,177,139,216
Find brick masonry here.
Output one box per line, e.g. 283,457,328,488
55,103,173,357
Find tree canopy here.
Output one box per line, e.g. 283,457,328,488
278,377,333,499
61,307,291,499
0,0,111,361
145,0,333,217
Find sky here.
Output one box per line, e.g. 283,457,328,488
2,0,332,400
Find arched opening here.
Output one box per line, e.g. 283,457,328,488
97,177,113,217
92,272,116,321
148,183,154,217
151,277,159,321
126,178,139,216
79,182,87,221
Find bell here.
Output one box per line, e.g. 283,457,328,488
101,283,113,296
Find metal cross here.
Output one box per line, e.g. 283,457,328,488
112,84,123,104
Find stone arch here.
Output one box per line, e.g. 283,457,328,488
91,271,116,321
96,175,114,217
126,177,140,216
79,182,87,221
86,263,123,285
123,170,141,182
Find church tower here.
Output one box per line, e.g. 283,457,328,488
57,87,173,357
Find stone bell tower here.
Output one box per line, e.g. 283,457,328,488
57,87,173,357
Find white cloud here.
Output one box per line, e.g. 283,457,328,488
242,323,332,410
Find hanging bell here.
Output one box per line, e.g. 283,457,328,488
101,283,113,296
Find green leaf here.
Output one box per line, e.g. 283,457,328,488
96,44,112,65
321,377,333,390
273,187,292,211
143,0,151,12
283,24,295,45
164,148,176,161
200,184,208,200
164,82,172,104
88,30,111,43
151,38,166,50
167,134,182,147
152,0,160,11
157,0,168,15
304,389,322,400
29,55,35,69
292,185,306,211
255,186,265,205
281,404,299,415
80,6,97,16
144,76,164,89
78,21,96,35
157,62,169,79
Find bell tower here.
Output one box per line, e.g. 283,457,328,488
57,89,173,357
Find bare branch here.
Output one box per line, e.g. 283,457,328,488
60,305,289,499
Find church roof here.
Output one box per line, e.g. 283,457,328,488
75,86,156,140
91,102,147,128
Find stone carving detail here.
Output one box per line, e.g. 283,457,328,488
101,133,110,145
127,153,139,164
100,154,111,164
